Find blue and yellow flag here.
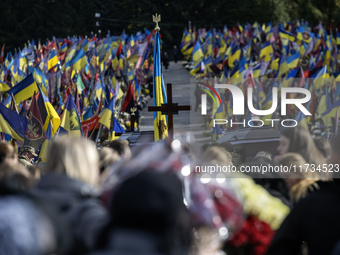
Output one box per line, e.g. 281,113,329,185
99,97,115,129
286,52,300,69
71,48,87,72
48,49,59,71
37,88,61,137
0,102,28,141
0,81,10,92
39,122,52,162
99,97,126,140
109,118,126,141
60,94,83,137
192,41,204,64
260,41,273,62
153,32,168,141
7,73,38,103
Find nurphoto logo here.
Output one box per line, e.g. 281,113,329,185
201,83,311,128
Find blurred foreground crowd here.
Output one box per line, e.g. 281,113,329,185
2,124,340,255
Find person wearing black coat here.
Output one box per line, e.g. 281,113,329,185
89,170,193,255
265,180,340,255
36,174,110,255
266,133,340,255
36,137,110,255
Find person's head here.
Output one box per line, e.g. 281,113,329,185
0,142,17,164
277,135,290,155
314,137,332,162
203,146,232,166
103,139,131,160
19,145,37,162
110,170,192,254
44,137,99,186
0,161,34,192
98,147,121,174
277,152,310,189
279,125,326,167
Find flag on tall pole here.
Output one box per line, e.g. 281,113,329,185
152,13,168,141
60,94,83,137
24,93,46,150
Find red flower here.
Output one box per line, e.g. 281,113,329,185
227,215,275,255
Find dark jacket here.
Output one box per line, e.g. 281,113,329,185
266,180,340,255
0,180,70,255
88,228,166,255
36,174,110,255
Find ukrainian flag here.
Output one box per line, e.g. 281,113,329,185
278,55,289,77
94,81,103,101
59,41,68,53
0,102,28,141
265,22,273,40
48,49,59,71
281,68,298,88
286,52,300,69
71,48,87,72
82,38,88,53
337,32,340,45
60,94,83,137
314,33,321,51
192,41,204,64
297,26,314,44
153,32,168,141
313,65,330,90
37,88,61,137
279,27,295,42
99,97,115,129
181,42,194,56
260,41,273,62
99,97,125,140
7,73,38,103
0,81,10,92
64,44,77,70
182,30,191,43
32,67,48,94
108,118,125,140
39,122,52,162
253,63,261,78
228,43,241,69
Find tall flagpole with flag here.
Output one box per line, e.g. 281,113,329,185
152,14,168,141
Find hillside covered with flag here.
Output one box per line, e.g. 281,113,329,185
0,28,158,161
181,20,340,139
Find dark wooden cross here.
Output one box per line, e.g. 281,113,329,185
148,83,191,140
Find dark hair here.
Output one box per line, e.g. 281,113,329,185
0,142,16,163
107,170,192,255
0,161,34,194
104,140,130,157
314,138,332,161
281,125,326,167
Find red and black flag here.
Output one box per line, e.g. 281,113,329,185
24,93,47,150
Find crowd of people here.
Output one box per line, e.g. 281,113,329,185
0,123,340,255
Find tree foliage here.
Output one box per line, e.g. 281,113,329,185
1,0,340,54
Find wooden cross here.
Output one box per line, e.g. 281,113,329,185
148,83,191,140
130,107,137,132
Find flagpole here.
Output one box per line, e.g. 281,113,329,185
95,124,103,147
89,122,100,139
11,93,20,114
